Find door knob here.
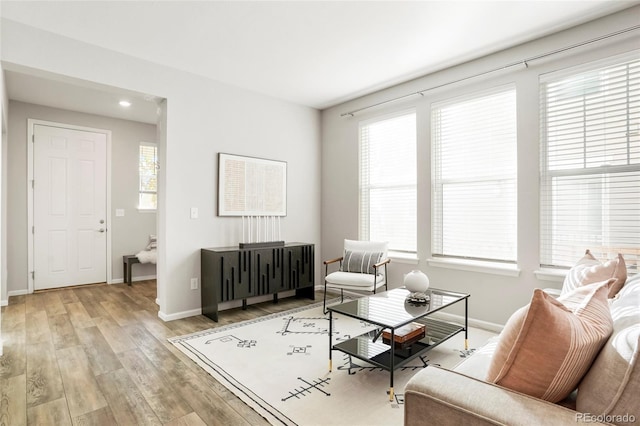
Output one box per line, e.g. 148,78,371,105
98,228,105,233
99,219,105,224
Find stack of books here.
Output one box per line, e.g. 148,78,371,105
382,322,426,349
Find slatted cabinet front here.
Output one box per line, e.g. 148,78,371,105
201,243,314,321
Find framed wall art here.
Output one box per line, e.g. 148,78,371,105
218,153,287,216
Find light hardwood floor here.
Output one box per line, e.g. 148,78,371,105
0,280,322,425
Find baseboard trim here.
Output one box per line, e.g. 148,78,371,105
158,307,202,322
109,275,157,284
2,289,30,306
217,290,296,312
429,311,504,334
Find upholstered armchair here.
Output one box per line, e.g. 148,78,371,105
322,239,391,313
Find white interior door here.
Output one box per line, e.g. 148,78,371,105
33,124,107,290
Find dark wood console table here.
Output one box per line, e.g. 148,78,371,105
201,243,315,321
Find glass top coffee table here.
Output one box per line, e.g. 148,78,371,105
327,287,470,401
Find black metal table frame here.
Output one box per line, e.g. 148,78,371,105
328,289,469,401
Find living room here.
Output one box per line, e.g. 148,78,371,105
0,1,639,425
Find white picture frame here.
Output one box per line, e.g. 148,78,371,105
218,153,287,216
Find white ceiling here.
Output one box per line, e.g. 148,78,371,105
2,0,639,122
4,70,161,124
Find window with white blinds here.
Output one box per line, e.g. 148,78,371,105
540,52,640,269
431,86,517,262
139,142,158,210
359,110,417,253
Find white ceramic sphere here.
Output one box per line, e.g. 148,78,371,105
404,270,430,293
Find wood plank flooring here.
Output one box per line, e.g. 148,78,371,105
0,280,323,425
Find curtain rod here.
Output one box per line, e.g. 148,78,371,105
340,24,640,118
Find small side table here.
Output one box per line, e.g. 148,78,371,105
123,255,140,286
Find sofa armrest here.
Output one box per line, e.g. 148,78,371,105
404,367,608,426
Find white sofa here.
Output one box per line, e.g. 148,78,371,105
404,273,640,426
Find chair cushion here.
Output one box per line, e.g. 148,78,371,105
344,239,388,258
562,249,627,298
325,271,383,290
576,273,640,421
486,280,614,403
340,250,383,274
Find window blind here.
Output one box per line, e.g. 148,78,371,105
540,52,640,269
432,86,517,262
359,110,417,253
139,142,158,210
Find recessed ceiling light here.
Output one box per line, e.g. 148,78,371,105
119,100,131,107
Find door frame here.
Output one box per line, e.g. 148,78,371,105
27,119,113,293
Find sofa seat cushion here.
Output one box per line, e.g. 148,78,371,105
562,249,627,298
486,280,614,403
454,336,499,380
576,273,640,423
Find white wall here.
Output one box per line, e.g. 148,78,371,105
1,20,322,320
321,6,640,326
0,63,6,355
5,101,158,298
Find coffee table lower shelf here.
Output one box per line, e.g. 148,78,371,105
332,318,464,372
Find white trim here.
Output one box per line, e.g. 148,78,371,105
27,119,113,293
3,289,29,305
429,310,504,334
388,251,419,265
542,288,562,298
155,298,159,305
8,289,28,297
109,274,157,284
217,290,297,312
427,257,521,277
158,307,202,322
534,268,567,283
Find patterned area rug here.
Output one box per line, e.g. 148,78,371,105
170,299,496,426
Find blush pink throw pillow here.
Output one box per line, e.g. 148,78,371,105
486,280,614,403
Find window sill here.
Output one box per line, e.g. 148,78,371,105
534,268,567,283
137,208,157,213
388,251,419,265
427,257,521,277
